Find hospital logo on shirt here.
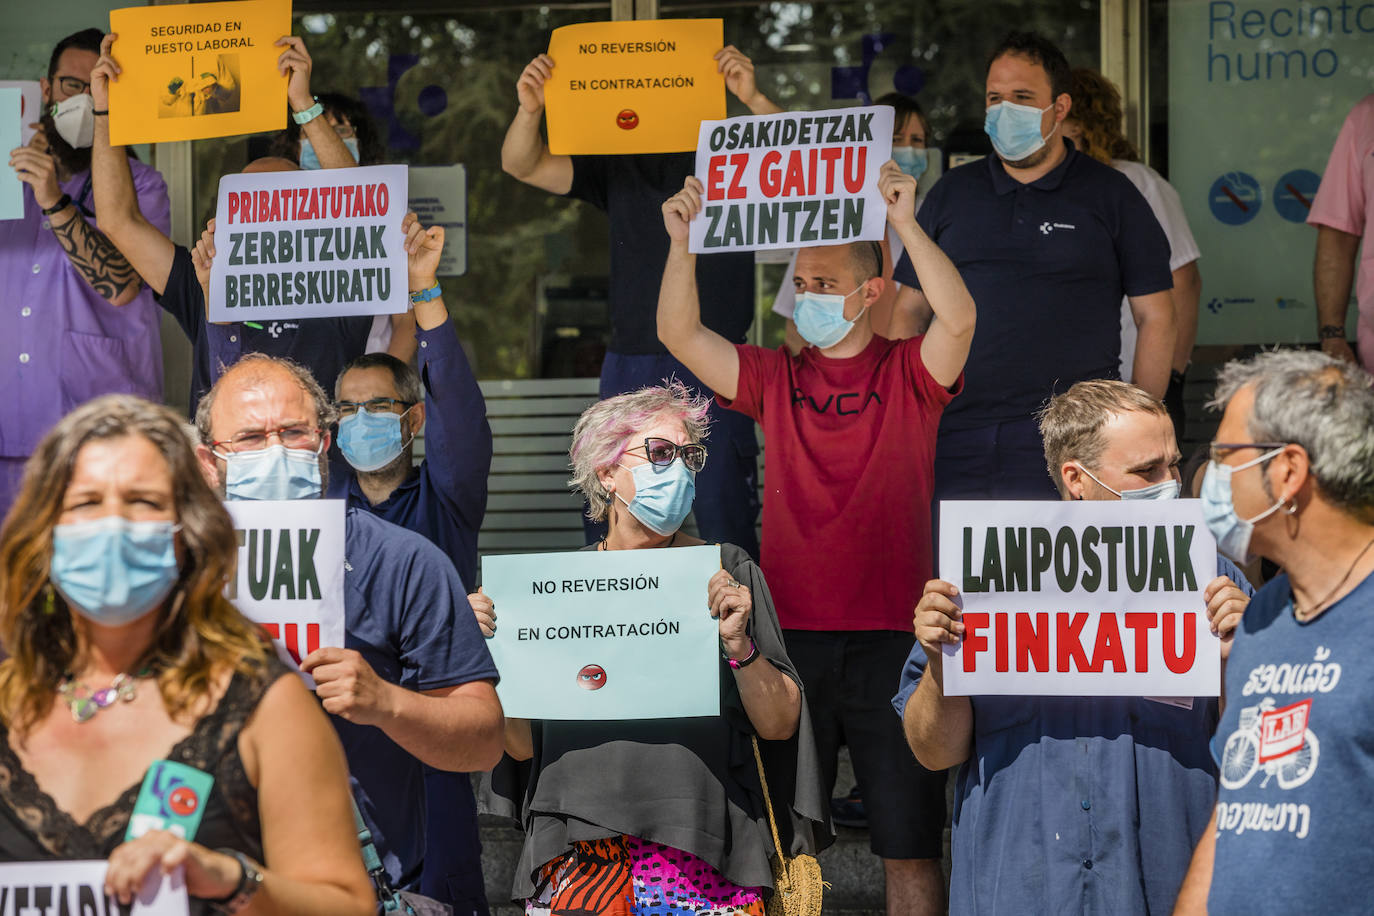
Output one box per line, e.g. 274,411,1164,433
1039,221,1077,235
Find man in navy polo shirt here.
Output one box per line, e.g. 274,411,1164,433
891,32,1174,500
194,351,505,894
895,379,1252,915
334,214,495,913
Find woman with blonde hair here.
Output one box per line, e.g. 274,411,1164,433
482,383,829,915
0,394,372,914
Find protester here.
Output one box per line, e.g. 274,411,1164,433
1063,68,1200,439
1308,93,1374,368
0,28,169,519
657,161,974,915
268,91,416,362
335,214,494,913
89,32,392,416
891,31,1174,501
193,352,504,892
1173,350,1374,912
771,92,937,352
501,45,779,558
0,395,372,914
482,383,828,914
896,379,1253,914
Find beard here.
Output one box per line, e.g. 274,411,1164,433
41,114,92,177
357,441,415,484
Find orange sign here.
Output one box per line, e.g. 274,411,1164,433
108,0,290,145
544,19,725,155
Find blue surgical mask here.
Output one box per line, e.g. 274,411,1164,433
299,137,360,170
50,517,180,626
216,444,323,501
339,408,411,473
1077,465,1181,501
984,100,1056,162
892,146,928,181
616,460,695,536
793,285,864,350
1201,447,1287,563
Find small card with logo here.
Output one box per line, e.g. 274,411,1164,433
126,759,215,842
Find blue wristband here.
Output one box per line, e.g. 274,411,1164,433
410,284,442,304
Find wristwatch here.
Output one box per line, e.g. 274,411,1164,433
292,97,324,125
1319,324,1348,340
209,850,264,914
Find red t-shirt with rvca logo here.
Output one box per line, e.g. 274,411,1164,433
719,334,959,631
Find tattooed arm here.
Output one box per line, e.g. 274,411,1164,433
47,204,145,307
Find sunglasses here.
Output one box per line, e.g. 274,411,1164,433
629,437,707,473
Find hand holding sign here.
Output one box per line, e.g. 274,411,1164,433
1206,575,1249,661
878,159,919,233
517,54,555,115
401,210,444,290
92,33,121,114
8,116,61,211
192,218,216,291
662,175,704,244
106,831,235,905
301,646,395,725
714,45,764,110
707,568,752,659
274,35,316,113
913,579,965,666
470,588,496,638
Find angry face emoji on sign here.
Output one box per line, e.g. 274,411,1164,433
616,109,639,130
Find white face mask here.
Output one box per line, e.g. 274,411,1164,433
1075,464,1181,501
51,93,95,149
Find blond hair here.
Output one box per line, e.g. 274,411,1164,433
1038,380,1167,497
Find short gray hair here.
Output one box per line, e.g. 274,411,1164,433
195,353,339,444
1209,349,1374,517
568,383,711,523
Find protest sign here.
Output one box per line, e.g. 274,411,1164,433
688,105,893,254
0,81,42,146
208,164,408,322
483,545,721,719
226,499,346,685
407,164,466,277
0,90,21,221
938,500,1220,697
108,0,290,145
544,19,724,155
0,861,187,915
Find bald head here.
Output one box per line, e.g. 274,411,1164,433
242,156,301,175
194,354,336,448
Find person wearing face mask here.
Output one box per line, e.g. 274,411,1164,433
771,93,942,353
887,31,1174,508
334,217,494,914
0,394,375,914
897,379,1253,916
481,383,828,915
1172,351,1374,915
658,161,973,916
0,28,171,521
89,33,404,421
192,352,505,897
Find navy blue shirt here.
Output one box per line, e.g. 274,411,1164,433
892,557,1253,915
345,318,492,588
156,245,372,413
337,506,499,887
568,153,754,355
1208,568,1374,912
893,141,1171,431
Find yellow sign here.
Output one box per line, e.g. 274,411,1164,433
544,19,725,155
108,0,290,146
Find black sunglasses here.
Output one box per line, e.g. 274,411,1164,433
629,437,707,473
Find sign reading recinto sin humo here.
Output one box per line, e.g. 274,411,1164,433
544,19,725,155
938,500,1221,697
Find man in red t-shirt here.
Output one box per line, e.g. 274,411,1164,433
657,162,975,916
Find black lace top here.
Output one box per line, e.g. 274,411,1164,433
0,657,290,879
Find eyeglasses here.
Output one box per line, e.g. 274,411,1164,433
210,426,323,454
337,397,415,417
628,438,707,473
1208,442,1290,464
54,76,90,96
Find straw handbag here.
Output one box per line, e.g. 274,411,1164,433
751,736,827,916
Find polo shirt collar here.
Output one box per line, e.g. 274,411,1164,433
987,137,1078,195
346,467,421,510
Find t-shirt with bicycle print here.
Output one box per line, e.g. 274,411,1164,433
1208,569,1374,912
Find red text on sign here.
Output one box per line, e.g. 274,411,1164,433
960,611,1197,674
262,622,321,665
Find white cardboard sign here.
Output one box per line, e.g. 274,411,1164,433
938,500,1220,697
0,861,188,914
689,105,892,254
226,499,347,684
209,164,408,322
